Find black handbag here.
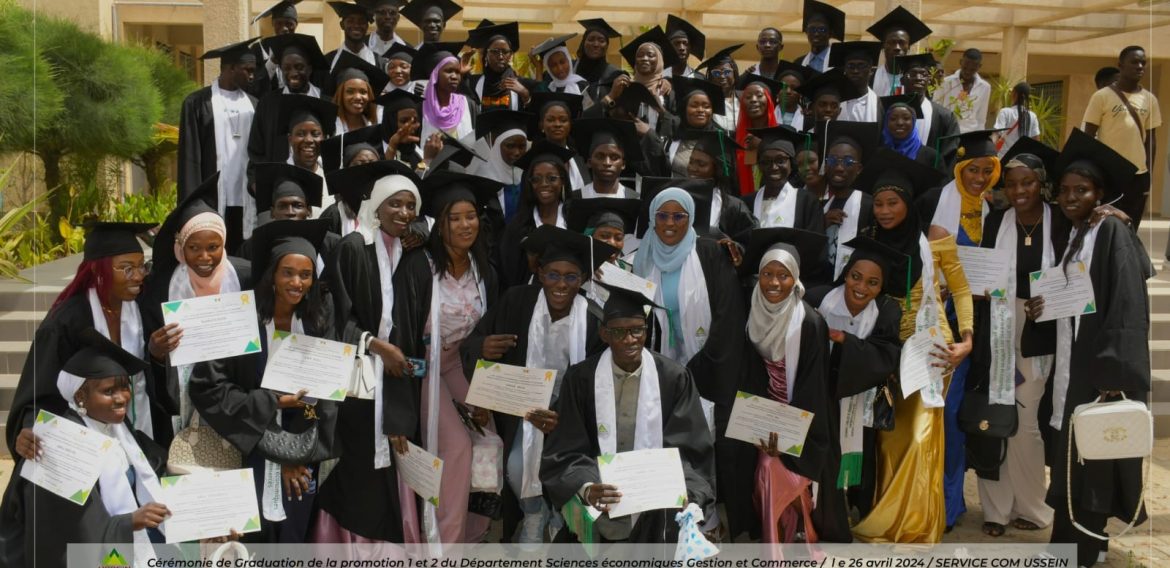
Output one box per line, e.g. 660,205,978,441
871,380,896,432
958,391,1019,439
256,405,328,465
468,491,503,519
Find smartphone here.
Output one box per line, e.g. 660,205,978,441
406,357,427,379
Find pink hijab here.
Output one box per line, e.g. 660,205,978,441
173,212,228,297
423,55,468,131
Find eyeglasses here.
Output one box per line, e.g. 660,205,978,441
488,48,513,58
542,272,582,285
606,325,647,340
654,211,690,224
530,175,562,186
823,155,858,168
807,26,829,34
116,261,151,279
707,69,734,78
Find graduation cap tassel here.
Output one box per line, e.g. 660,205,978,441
819,120,831,176
932,136,943,169
718,131,730,179
904,255,912,311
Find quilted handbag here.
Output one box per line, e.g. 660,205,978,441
1066,393,1152,541
167,414,242,474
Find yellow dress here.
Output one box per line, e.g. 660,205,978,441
852,235,974,544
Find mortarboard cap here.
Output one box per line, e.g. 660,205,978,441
566,198,642,235
1001,137,1059,179
578,19,621,39
665,15,706,59
681,129,742,179
531,34,579,60
249,219,330,279
670,76,725,116
526,91,584,124
609,81,664,116
328,50,391,95
1054,129,1137,202
750,125,811,157
64,329,150,379
815,120,881,163
263,33,328,71
410,41,465,81
328,1,372,21
855,147,942,199
278,94,338,136
514,139,576,172
153,173,220,279
892,52,936,73
743,227,827,274
840,235,905,291
253,162,324,212
735,72,786,99
571,118,643,162
795,67,865,102
619,27,680,70
377,89,424,122
867,6,932,44
420,170,504,217
253,0,300,24
521,224,619,273
383,43,419,62
879,93,924,118
803,0,846,41
82,222,155,261
400,0,462,28
200,38,259,65
321,125,386,173
326,159,421,213
466,21,520,51
428,133,485,172
827,40,881,68
944,128,1005,162
475,109,533,142
696,44,743,72
598,281,664,322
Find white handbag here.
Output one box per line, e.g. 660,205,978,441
1066,393,1152,541
347,331,377,400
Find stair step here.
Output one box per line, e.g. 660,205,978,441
0,311,46,343
0,342,29,375
0,288,65,312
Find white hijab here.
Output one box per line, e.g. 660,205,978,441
748,247,804,362
356,175,422,246
544,47,587,95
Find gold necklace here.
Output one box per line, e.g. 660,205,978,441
1017,218,1041,246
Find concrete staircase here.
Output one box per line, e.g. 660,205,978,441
0,224,1167,457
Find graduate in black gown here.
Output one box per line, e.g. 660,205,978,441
247,33,330,173
237,161,325,258
399,0,462,47
569,118,643,199
460,226,616,542
894,53,961,163
465,22,538,113
677,130,757,242
573,19,624,110
6,222,162,455
323,1,385,72
1039,131,1152,567
496,141,576,288
248,1,300,98
811,120,878,287
0,331,170,568
724,228,838,543
525,92,590,190
189,219,338,544
743,126,825,231
378,89,427,171
318,160,424,544
391,172,504,545
805,235,904,527
320,125,387,238
540,283,715,544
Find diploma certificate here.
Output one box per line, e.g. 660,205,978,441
1029,262,1097,322
900,326,946,398
160,468,260,543
395,441,443,507
597,448,688,518
20,410,114,505
163,291,261,366
595,263,658,302
261,334,356,401
957,246,1011,296
466,360,557,417
724,391,814,457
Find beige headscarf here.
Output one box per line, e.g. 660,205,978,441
173,212,228,297
747,247,804,361
633,42,669,97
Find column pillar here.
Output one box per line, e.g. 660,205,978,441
201,0,248,85
1000,26,1029,82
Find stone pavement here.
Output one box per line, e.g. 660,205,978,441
0,439,1165,564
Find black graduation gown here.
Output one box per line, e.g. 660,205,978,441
806,191,874,288
1042,217,1152,564
315,230,408,541
742,186,827,234
188,311,340,543
0,415,166,568
922,100,961,163
389,249,501,436
177,86,259,199
495,212,540,289
540,351,716,543
805,288,903,521
249,43,280,99
463,71,539,114
5,294,173,456
724,305,843,541
715,192,758,242
458,284,606,541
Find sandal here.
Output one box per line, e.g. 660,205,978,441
1012,519,1042,531
982,522,1006,537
